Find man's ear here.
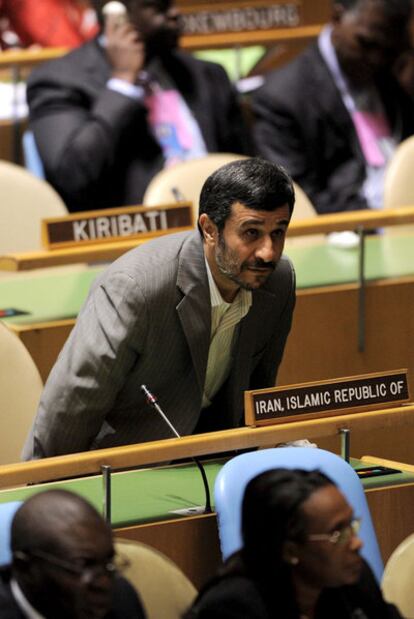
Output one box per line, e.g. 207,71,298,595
13,552,39,586
199,213,218,245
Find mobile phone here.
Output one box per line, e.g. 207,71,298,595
102,1,129,27
355,465,401,478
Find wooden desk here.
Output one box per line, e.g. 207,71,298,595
117,470,414,588
2,231,414,388
2,215,414,462
0,426,413,588
2,204,414,271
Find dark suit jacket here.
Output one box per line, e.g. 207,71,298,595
252,44,414,214
22,230,295,459
27,40,251,212
0,569,146,619
185,558,402,619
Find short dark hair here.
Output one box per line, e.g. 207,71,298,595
11,489,107,555
337,0,412,17
198,157,295,233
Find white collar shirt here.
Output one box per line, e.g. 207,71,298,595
10,578,46,619
202,259,252,408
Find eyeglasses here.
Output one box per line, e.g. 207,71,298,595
14,549,130,582
307,518,361,545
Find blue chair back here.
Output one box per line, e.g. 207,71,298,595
0,501,23,565
214,447,383,582
22,130,45,179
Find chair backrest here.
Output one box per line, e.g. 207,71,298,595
384,135,414,209
0,322,43,464
0,501,23,565
214,447,383,582
22,130,45,180
291,181,317,221
0,160,67,253
142,153,248,223
382,532,414,618
287,182,323,247
114,539,197,619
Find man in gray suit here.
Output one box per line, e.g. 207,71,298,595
23,158,296,459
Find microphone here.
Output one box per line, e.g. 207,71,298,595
102,1,128,27
141,385,212,514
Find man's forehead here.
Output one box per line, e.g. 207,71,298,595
228,201,290,223
56,520,112,552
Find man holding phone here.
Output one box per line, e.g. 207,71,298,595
26,0,251,212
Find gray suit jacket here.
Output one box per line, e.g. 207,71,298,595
23,231,295,459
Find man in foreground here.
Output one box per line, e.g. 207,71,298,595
27,0,250,211
0,490,146,618
253,0,414,214
23,157,296,458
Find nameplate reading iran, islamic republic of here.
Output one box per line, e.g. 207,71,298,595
244,370,410,427
42,203,194,249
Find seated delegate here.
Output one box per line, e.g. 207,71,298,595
185,468,402,618
26,0,250,212
1,489,146,618
252,0,414,214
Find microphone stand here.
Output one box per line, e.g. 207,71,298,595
141,385,212,513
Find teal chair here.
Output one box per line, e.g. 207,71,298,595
0,501,22,565
214,447,384,582
22,130,45,179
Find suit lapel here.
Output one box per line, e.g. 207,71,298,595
84,38,112,87
176,232,211,393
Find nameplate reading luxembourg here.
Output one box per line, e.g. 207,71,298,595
42,203,194,249
180,3,301,36
244,370,410,427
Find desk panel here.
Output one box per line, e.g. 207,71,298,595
287,234,414,287
2,236,413,394
0,458,413,588
1,236,414,462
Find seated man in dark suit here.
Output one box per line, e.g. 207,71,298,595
27,0,250,212
0,489,146,619
252,0,414,214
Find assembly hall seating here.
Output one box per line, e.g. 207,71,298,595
143,153,317,229
382,532,414,618
383,135,414,210
214,447,384,582
0,160,67,253
0,322,43,464
115,539,197,619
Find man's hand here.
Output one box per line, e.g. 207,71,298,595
105,19,145,85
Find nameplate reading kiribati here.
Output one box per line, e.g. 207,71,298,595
244,370,410,427
42,203,193,249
